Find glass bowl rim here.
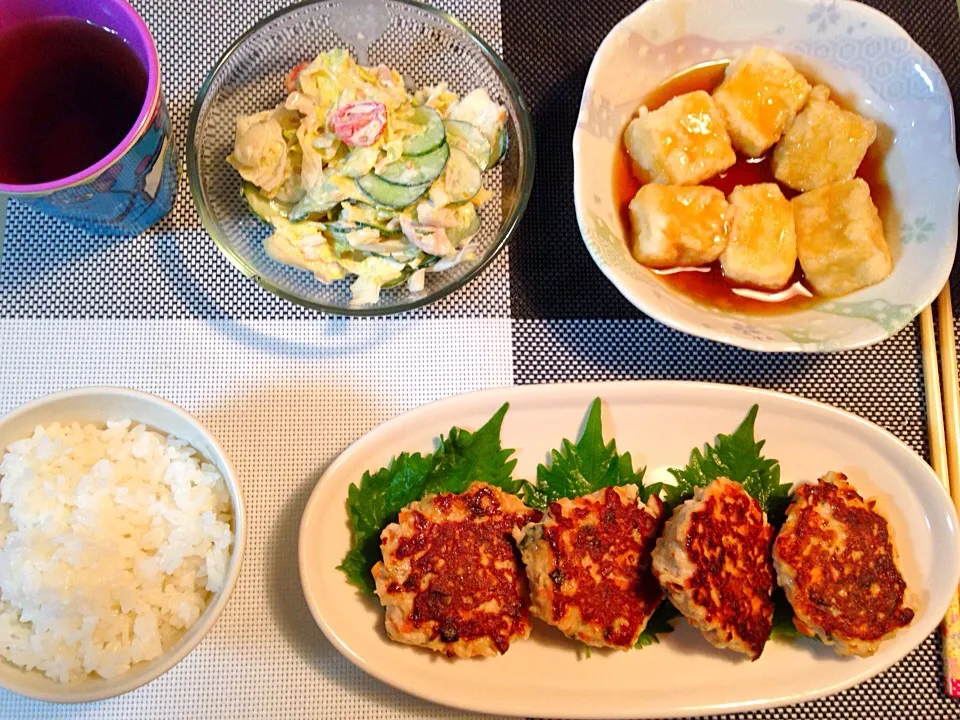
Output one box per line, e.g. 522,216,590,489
186,0,536,317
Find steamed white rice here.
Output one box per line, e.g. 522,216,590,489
0,420,233,682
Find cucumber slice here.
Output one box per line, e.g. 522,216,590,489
326,221,364,239
327,222,399,254
403,106,446,156
488,126,508,167
377,143,449,186
440,148,483,203
243,183,291,223
368,225,404,237
356,174,430,209
340,202,379,227
341,203,402,234
447,203,481,245
382,267,414,289
341,146,379,178
331,236,353,256
444,120,492,171
289,187,342,222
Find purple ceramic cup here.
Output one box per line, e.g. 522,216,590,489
0,0,177,235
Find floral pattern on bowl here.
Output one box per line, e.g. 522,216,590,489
573,0,959,352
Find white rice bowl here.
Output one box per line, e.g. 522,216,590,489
0,420,234,683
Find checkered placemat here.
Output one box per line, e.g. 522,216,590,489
1,0,959,718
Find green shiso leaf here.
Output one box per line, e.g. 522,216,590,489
665,404,791,525
338,404,520,593
527,398,656,509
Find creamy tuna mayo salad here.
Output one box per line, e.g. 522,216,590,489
228,49,508,305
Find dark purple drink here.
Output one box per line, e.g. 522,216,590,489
0,17,148,185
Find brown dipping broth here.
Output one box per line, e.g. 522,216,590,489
613,60,891,315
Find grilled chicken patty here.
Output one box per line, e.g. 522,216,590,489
652,478,775,660
513,485,666,649
372,482,541,658
772,471,915,657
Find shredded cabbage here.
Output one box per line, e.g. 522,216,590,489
228,109,295,195
408,268,426,292
447,88,507,145
230,49,506,303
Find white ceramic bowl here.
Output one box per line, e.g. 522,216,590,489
573,0,960,352
0,387,246,703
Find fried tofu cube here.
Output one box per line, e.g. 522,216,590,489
713,48,812,157
624,90,736,185
628,184,729,268
772,85,877,192
720,184,797,289
792,178,891,297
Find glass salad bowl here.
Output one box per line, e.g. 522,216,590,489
187,0,534,315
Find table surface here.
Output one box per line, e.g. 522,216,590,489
2,0,960,718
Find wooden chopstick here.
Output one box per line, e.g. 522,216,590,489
920,288,960,697
935,286,960,698
922,304,948,478
937,286,960,505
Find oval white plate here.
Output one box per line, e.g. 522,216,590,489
299,382,960,718
573,0,960,352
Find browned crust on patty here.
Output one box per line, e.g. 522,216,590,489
652,478,775,660
515,485,665,649
373,482,542,658
772,471,914,656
